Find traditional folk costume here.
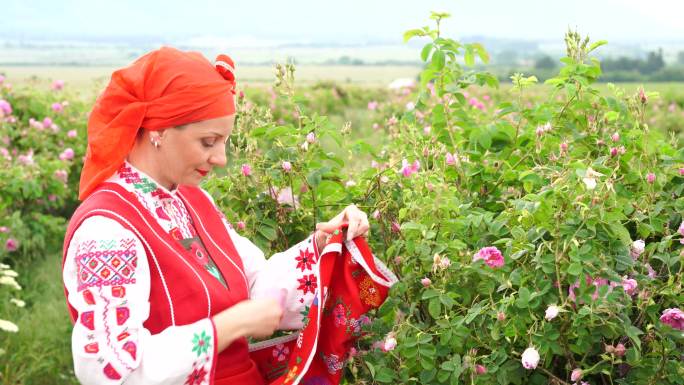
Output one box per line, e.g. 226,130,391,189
62,47,397,385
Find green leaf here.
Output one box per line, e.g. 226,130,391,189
431,50,445,70
428,297,441,318
567,262,583,276
464,47,474,67
421,43,434,62
257,225,277,241
404,28,426,43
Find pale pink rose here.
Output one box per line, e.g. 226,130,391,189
372,123,380,130
621,277,638,296
560,142,568,152
475,364,487,375
678,221,684,236
236,221,246,230
423,126,431,135
241,164,252,177
439,257,451,269
371,210,380,220
5,238,18,252
614,343,626,357
544,305,560,321
521,347,540,369
571,368,582,382
679,167,684,176
382,335,397,352
52,79,64,90
306,132,316,143
497,312,506,321
631,240,645,259
446,152,456,165
281,161,292,172
367,101,378,111
405,101,415,111
387,116,398,126
473,246,504,268
42,117,53,128
273,187,299,208
59,148,74,161
660,308,684,330
0,75,4,84
420,277,431,287
18,150,34,166
646,172,655,184
0,226,8,233
370,160,379,169
611,132,620,142
67,130,77,138
54,169,68,183
391,221,401,233
645,263,657,279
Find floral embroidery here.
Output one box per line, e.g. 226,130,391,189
184,366,208,385
322,353,344,375
284,365,299,383
295,248,316,271
297,274,317,295
192,330,211,357
272,343,290,362
359,276,381,307
333,303,347,327
303,376,332,385
116,307,130,325
80,311,95,330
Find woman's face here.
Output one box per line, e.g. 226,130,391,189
156,114,234,189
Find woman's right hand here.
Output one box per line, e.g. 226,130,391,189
212,298,284,352
230,298,284,338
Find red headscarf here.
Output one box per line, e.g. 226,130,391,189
79,47,236,200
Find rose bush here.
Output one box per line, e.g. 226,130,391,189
205,13,684,385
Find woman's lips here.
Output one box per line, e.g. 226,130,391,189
196,169,208,176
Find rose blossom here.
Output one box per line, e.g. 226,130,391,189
630,239,645,259
52,79,65,90
420,277,431,287
281,161,292,172
521,347,540,369
5,238,18,252
646,172,655,184
241,164,252,176
236,221,246,230
621,277,638,296
571,368,582,382
475,364,487,375
660,308,684,330
544,305,560,321
59,148,75,161
382,335,397,352
472,246,504,268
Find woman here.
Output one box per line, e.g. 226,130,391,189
61,47,373,385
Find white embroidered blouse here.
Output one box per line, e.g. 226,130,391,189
63,162,318,385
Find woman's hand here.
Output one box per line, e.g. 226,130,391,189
213,298,283,352
315,204,369,243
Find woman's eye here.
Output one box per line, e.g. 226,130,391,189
201,139,216,148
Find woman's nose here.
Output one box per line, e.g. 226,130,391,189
209,145,227,167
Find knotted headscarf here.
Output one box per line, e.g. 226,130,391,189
79,47,237,200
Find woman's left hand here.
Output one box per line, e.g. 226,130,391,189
315,204,369,243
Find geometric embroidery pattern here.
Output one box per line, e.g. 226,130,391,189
75,238,138,291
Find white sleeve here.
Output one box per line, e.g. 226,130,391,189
227,227,319,330
199,188,319,330
63,215,217,385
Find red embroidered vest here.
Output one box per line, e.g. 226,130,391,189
62,182,263,384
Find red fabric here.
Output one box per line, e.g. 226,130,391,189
79,47,237,200
63,182,260,384
249,230,395,385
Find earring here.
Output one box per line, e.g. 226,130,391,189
149,134,161,148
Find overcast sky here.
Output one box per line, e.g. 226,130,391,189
2,0,683,44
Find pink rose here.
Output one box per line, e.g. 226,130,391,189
621,277,638,296
446,152,456,165
0,99,12,116
614,343,626,357
52,102,64,113
54,169,68,183
473,246,504,268
496,312,506,321
367,101,378,111
391,221,401,233
660,308,684,330
59,148,74,161
571,368,582,382
382,335,397,352
475,364,487,375
420,277,431,287
5,238,18,252
0,226,8,233
281,161,292,172
241,164,252,177
646,172,655,184
611,132,620,142
236,221,246,230
306,132,316,143
67,130,77,138
52,79,64,91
